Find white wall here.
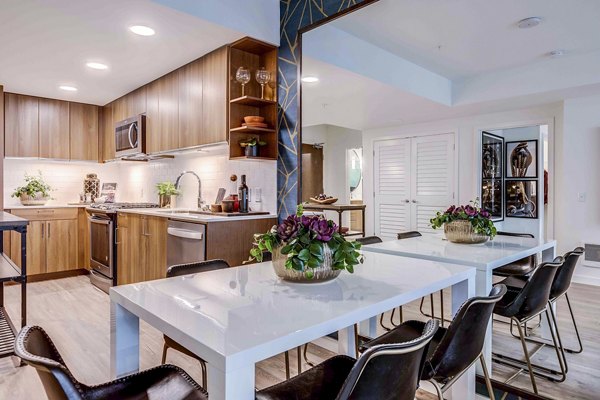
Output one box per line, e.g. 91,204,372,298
4,145,277,213
557,95,600,285
361,104,560,239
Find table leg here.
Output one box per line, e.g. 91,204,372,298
540,244,557,340
207,363,255,400
338,325,357,357
449,276,476,400
110,301,139,378
477,268,493,374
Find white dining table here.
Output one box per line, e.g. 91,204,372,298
361,233,557,365
110,252,476,400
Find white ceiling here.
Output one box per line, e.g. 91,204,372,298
0,0,243,105
333,0,600,80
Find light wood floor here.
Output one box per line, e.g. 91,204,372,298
0,276,597,399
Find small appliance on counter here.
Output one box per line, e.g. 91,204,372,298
86,202,159,293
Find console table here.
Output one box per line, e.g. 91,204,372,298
0,212,28,359
303,203,366,237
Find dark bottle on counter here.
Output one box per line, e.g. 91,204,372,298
239,174,249,213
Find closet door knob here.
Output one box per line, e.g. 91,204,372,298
412,200,418,203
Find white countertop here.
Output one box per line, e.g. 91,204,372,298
5,203,88,210
362,233,557,271
110,252,474,370
116,208,277,223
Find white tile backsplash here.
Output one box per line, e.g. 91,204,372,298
4,145,277,213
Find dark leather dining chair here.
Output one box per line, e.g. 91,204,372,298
360,285,507,400
256,320,439,400
354,236,383,246
162,259,230,388
492,258,565,394
493,232,537,277
15,325,207,400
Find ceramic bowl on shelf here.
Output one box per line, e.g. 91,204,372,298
244,116,265,124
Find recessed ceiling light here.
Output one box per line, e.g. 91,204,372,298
59,85,77,92
86,62,108,70
301,76,319,83
129,25,155,36
549,49,566,58
517,17,542,29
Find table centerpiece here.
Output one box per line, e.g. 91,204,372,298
248,205,363,282
430,200,497,244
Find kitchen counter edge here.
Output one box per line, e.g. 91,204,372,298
115,208,278,223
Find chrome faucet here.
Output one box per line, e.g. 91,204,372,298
174,171,204,208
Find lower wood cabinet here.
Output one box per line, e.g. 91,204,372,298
7,208,81,276
117,213,166,285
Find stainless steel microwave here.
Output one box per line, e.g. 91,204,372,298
115,114,146,158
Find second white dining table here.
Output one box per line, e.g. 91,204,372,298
361,233,557,364
110,251,476,400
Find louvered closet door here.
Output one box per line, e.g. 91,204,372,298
411,133,455,233
374,139,412,239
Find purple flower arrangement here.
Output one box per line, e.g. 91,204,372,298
249,205,363,278
430,200,497,238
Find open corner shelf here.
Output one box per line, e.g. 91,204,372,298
230,155,277,161
230,96,276,107
230,126,276,134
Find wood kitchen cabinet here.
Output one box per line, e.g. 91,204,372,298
146,72,179,153
70,102,99,161
202,46,228,145
100,102,115,161
7,208,79,275
4,93,39,158
116,213,167,285
39,98,70,159
178,58,203,149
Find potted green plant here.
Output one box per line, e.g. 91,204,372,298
12,172,53,206
248,204,363,282
430,200,497,244
156,182,180,208
239,137,267,157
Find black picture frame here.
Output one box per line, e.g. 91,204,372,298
482,179,503,221
506,140,538,178
482,131,503,179
505,179,538,219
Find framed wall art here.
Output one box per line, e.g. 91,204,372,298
505,179,538,218
506,140,538,178
481,179,503,220
482,131,503,179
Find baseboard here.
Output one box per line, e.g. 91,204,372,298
572,273,600,287
26,269,89,283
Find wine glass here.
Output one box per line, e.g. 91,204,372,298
255,67,271,99
235,66,251,97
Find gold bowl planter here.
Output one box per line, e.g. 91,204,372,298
272,245,341,283
20,193,49,206
444,220,489,244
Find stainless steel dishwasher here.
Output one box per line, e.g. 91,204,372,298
167,220,206,269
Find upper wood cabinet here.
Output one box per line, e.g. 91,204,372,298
70,102,99,161
202,46,228,145
39,98,70,159
100,102,115,161
178,58,203,149
5,93,39,157
146,72,179,153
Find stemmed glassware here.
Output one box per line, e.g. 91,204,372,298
235,66,251,97
255,67,271,99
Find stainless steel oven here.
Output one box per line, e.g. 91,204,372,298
88,213,114,292
115,114,146,158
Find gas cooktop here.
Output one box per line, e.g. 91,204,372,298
88,202,160,211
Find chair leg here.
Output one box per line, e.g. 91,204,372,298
354,323,360,357
379,312,392,331
303,343,315,367
419,296,436,319
439,290,445,327
199,360,207,390
389,306,403,327
513,317,538,394
399,306,403,323
430,293,436,319
545,309,568,381
480,354,495,400
296,346,302,374
565,293,584,354
430,379,444,400
161,343,168,364
284,351,290,379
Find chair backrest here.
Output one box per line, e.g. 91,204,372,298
496,231,537,270
496,231,534,239
166,259,230,278
355,236,383,246
397,231,422,240
509,258,563,318
14,326,85,400
551,247,584,299
336,320,439,400
426,285,507,381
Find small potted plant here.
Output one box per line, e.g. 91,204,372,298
12,172,53,206
430,200,497,244
156,182,180,208
239,137,267,157
248,204,363,282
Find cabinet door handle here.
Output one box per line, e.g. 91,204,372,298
47,222,51,238
115,227,121,244
404,199,410,203
412,200,418,203
41,223,44,239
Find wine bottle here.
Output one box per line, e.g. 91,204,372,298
239,175,249,213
